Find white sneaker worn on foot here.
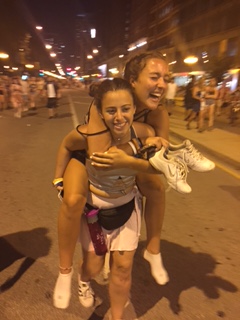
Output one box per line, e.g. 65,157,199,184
53,268,73,309
149,147,191,194
143,250,169,285
78,277,95,308
168,140,215,172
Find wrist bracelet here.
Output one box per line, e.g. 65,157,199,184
52,178,63,186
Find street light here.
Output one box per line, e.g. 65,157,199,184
184,56,198,64
109,68,119,75
0,52,9,59
25,64,34,69
45,44,52,50
36,26,43,31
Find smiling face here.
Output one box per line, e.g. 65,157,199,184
130,58,169,111
100,89,135,142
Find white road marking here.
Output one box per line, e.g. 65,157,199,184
72,101,90,105
67,94,79,127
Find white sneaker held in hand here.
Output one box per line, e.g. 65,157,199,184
149,147,191,194
168,140,215,172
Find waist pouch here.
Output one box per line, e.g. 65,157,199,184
85,198,135,230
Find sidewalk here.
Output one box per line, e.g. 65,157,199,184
169,108,240,171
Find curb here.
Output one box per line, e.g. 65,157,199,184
169,130,240,171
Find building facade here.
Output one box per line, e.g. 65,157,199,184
90,0,240,82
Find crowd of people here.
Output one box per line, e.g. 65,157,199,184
0,75,62,119
183,76,240,131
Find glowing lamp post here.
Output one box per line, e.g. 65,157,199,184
0,52,9,59
184,56,198,64
45,44,52,50
25,64,34,69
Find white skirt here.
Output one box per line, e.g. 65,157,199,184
79,187,142,252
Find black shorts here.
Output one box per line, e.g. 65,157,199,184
47,98,57,108
71,150,87,164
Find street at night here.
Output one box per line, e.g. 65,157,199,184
0,88,239,319
1,1,240,319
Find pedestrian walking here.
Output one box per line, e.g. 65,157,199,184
28,77,38,110
198,77,218,132
0,79,6,112
184,75,195,121
53,78,189,318
186,77,205,130
52,52,171,308
10,77,23,118
52,49,216,314
216,80,230,116
45,77,58,119
20,77,29,111
165,76,178,116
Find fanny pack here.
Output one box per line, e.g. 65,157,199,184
85,198,135,230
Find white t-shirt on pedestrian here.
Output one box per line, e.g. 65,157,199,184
47,83,57,98
166,82,177,100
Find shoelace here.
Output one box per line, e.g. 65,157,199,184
79,283,93,297
172,157,188,181
186,144,204,160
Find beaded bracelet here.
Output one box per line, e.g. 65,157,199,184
52,178,63,187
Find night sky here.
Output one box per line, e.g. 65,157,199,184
0,0,100,66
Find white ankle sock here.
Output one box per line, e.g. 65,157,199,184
53,269,73,309
143,250,169,285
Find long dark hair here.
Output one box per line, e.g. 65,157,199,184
93,78,135,111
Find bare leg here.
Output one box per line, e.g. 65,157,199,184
184,108,192,120
216,99,222,116
187,111,197,129
136,173,169,285
58,159,88,269
75,213,106,310
109,250,135,320
80,249,105,281
53,158,88,309
208,104,215,128
198,109,206,132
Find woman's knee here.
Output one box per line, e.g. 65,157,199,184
137,175,165,197
62,193,87,218
111,255,133,281
111,264,132,284
82,252,104,279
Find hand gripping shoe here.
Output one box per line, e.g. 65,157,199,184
149,147,191,194
168,140,215,172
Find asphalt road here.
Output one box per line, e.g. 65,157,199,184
0,89,239,320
